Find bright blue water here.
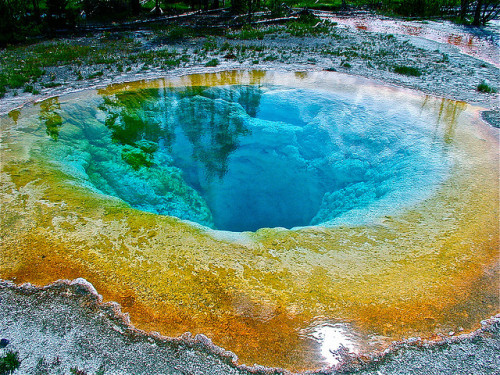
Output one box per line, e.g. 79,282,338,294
47,84,450,232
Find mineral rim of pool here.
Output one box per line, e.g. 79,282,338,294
0,70,498,371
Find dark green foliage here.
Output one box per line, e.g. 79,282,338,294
0,37,142,97
227,26,268,40
46,0,70,27
396,0,442,17
270,0,289,15
205,58,219,67
88,71,104,79
0,350,20,375
477,81,497,93
121,145,154,169
167,26,192,40
263,54,278,61
0,64,44,97
1,0,497,48
202,37,218,51
284,12,334,37
42,82,62,88
24,84,35,93
82,0,130,20
394,65,422,77
70,367,88,375
39,97,63,141
0,0,23,46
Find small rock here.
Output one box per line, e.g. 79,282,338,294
449,331,455,336
0,338,9,348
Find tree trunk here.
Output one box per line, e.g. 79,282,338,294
232,0,244,14
460,0,469,21
473,0,483,25
130,0,140,15
31,0,41,22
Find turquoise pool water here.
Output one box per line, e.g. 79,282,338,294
47,84,451,232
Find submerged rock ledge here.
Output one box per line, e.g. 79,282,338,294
0,279,499,374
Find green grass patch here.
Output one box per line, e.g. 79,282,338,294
286,20,332,37
205,58,219,67
202,37,218,51
0,37,140,95
0,350,20,375
393,65,422,77
228,26,272,40
88,71,104,79
477,81,497,93
42,81,62,88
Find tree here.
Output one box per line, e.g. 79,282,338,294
473,0,500,25
46,0,69,21
473,0,484,24
31,0,41,22
153,0,161,15
460,0,470,21
0,0,30,45
130,0,140,15
231,0,244,13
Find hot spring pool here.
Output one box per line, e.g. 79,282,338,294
1,71,498,371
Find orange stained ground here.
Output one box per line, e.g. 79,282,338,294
0,71,498,371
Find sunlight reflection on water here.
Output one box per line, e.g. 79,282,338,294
301,321,360,366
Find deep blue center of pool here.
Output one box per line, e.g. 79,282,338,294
57,85,449,232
